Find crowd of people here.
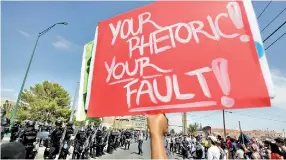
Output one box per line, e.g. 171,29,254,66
2,108,286,160
1,108,147,159
164,133,286,159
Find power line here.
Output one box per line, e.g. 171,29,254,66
263,20,286,42
257,0,273,19
189,111,220,121
226,111,286,123
168,111,219,126
261,7,286,33
265,32,286,50
237,110,286,119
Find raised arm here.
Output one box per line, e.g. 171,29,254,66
147,113,168,159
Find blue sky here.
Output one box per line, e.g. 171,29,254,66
1,1,286,132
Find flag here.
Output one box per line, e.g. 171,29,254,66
76,27,98,121
76,41,94,121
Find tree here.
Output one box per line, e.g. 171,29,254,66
88,118,101,127
72,116,101,127
18,81,71,122
188,123,199,135
170,129,176,135
3,100,13,118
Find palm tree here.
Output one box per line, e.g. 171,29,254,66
188,123,199,135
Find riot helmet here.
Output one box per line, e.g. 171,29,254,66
67,121,73,126
27,120,36,127
55,119,63,127
14,119,20,125
24,120,30,127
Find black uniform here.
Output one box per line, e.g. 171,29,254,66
124,131,132,150
120,131,125,147
107,131,119,154
48,120,64,159
10,120,21,142
1,109,10,140
95,129,103,157
58,121,74,159
95,127,108,157
114,131,121,149
73,127,89,159
19,121,38,159
85,125,93,150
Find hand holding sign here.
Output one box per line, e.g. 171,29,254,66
87,1,270,117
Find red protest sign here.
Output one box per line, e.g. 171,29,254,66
87,1,270,117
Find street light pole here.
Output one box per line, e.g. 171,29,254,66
10,22,68,127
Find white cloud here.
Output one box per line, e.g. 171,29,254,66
52,36,73,50
270,69,286,110
1,88,15,92
16,29,30,37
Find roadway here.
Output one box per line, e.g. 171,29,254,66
1,136,182,159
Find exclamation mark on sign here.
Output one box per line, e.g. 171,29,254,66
226,2,250,42
212,58,234,108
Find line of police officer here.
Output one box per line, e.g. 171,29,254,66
1,108,135,159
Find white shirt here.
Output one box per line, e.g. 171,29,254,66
207,146,221,160
138,132,144,140
202,145,206,159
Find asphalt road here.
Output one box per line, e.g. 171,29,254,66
1,136,182,159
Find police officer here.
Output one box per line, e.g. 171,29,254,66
101,127,108,155
113,130,120,150
1,108,10,140
124,130,132,150
65,121,74,141
58,121,74,159
10,119,21,142
48,120,64,159
120,130,125,147
18,120,38,159
90,127,98,158
107,130,119,154
95,128,103,157
72,126,88,159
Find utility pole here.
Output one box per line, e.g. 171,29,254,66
182,112,187,134
239,121,244,144
112,116,117,129
223,110,226,139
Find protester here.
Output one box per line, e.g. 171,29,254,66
181,135,189,159
147,113,168,159
138,130,144,155
270,143,284,159
235,144,245,159
216,141,226,160
250,143,261,159
1,142,26,159
207,136,220,160
276,137,286,159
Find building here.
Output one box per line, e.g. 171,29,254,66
131,116,147,130
101,115,146,130
211,128,283,140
